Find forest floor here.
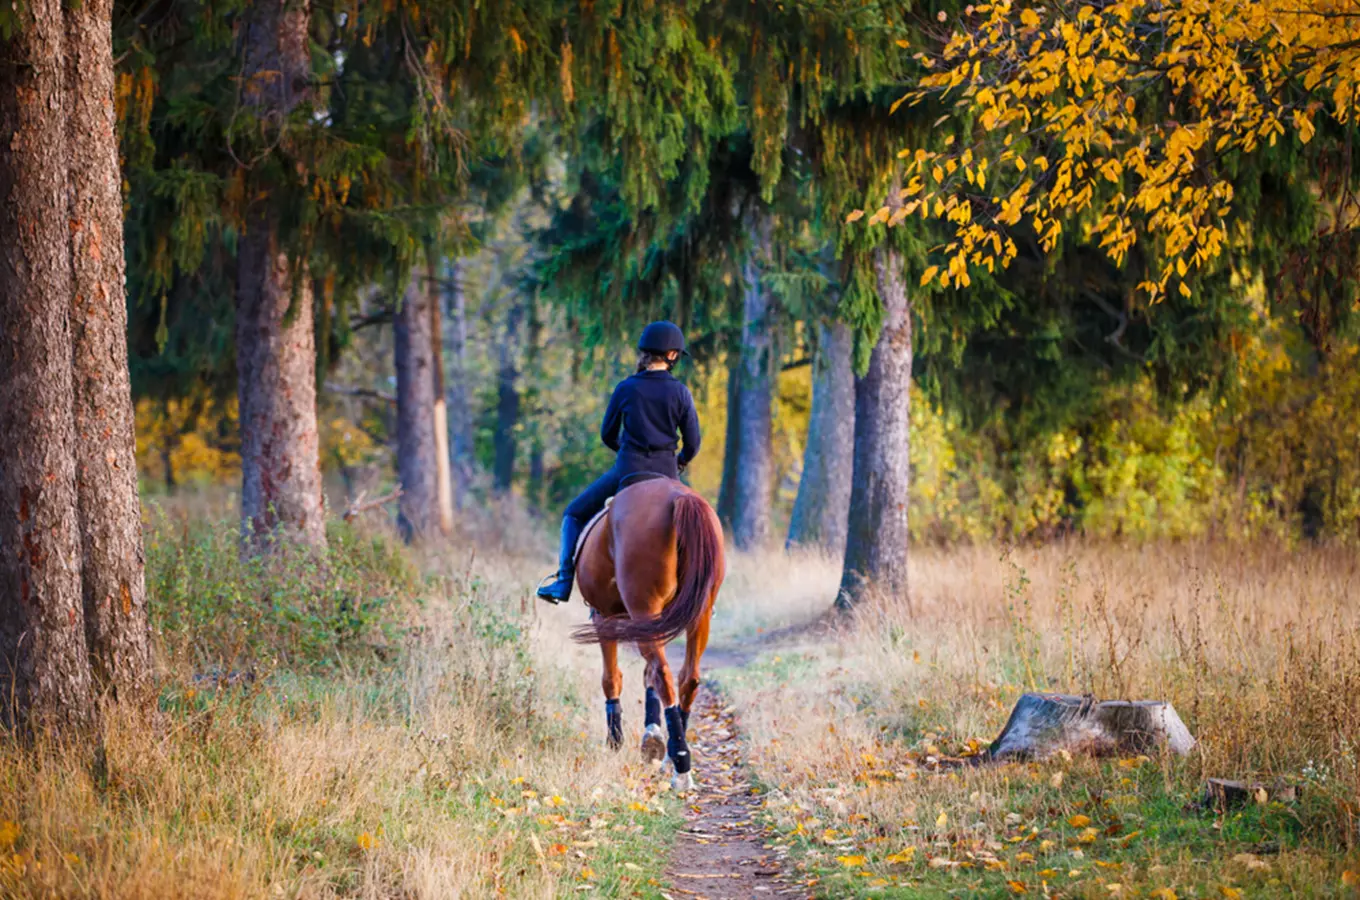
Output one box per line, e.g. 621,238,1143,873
3,500,1360,899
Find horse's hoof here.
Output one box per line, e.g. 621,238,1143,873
641,724,666,764
671,770,695,793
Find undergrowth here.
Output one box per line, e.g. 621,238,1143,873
0,512,682,899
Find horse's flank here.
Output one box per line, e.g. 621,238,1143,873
571,478,724,645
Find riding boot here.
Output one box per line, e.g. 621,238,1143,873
537,515,584,604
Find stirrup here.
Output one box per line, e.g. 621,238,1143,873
536,572,571,604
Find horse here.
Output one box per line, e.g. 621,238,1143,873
571,475,725,791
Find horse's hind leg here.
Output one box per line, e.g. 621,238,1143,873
601,640,623,751
641,683,665,763
639,639,692,790
676,602,713,739
639,644,668,763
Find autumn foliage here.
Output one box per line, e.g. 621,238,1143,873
871,0,1360,299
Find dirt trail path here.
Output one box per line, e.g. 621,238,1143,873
661,634,821,900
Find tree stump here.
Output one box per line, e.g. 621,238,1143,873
1201,778,1300,811
986,693,1196,761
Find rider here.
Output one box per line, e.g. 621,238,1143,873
537,321,701,604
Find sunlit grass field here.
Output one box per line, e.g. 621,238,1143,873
0,501,682,899
715,543,1360,898
3,493,1358,898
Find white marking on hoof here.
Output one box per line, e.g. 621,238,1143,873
671,770,695,793
641,723,666,764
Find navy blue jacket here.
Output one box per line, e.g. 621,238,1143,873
600,370,701,466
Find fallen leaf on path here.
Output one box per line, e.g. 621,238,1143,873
836,855,867,867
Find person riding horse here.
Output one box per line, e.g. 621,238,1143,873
537,321,701,604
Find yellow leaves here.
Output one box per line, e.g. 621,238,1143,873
1020,7,1041,29
1294,109,1316,144
355,831,377,851
1077,828,1100,844
0,821,19,850
885,847,917,864
1218,887,1243,900
936,810,949,828
1008,879,1030,893
921,266,941,287
1148,890,1179,900
844,209,865,224
1342,870,1359,886
837,854,868,867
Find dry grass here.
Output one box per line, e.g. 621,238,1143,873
0,513,681,899
712,542,1360,897
7,493,1360,898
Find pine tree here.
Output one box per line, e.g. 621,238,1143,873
66,0,152,696
787,320,855,554
395,265,444,540
0,0,98,733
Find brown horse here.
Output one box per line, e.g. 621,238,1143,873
572,476,725,790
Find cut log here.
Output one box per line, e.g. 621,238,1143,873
986,692,1196,761
1201,778,1300,811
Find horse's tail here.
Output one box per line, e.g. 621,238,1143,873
573,492,721,645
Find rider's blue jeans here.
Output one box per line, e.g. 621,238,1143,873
565,450,680,523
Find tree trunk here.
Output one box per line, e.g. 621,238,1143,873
730,216,776,551
428,263,455,535
0,0,97,733
493,296,524,493
716,351,743,526
65,0,153,700
442,257,476,506
235,0,326,550
395,267,441,541
787,320,855,555
837,244,912,610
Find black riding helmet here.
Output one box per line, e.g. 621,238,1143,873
638,320,689,356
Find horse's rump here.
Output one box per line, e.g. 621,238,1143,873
572,482,721,645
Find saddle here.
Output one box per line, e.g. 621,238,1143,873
572,472,672,565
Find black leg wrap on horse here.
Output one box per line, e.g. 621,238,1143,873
680,706,690,737
605,699,623,750
664,705,691,775
644,687,662,727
